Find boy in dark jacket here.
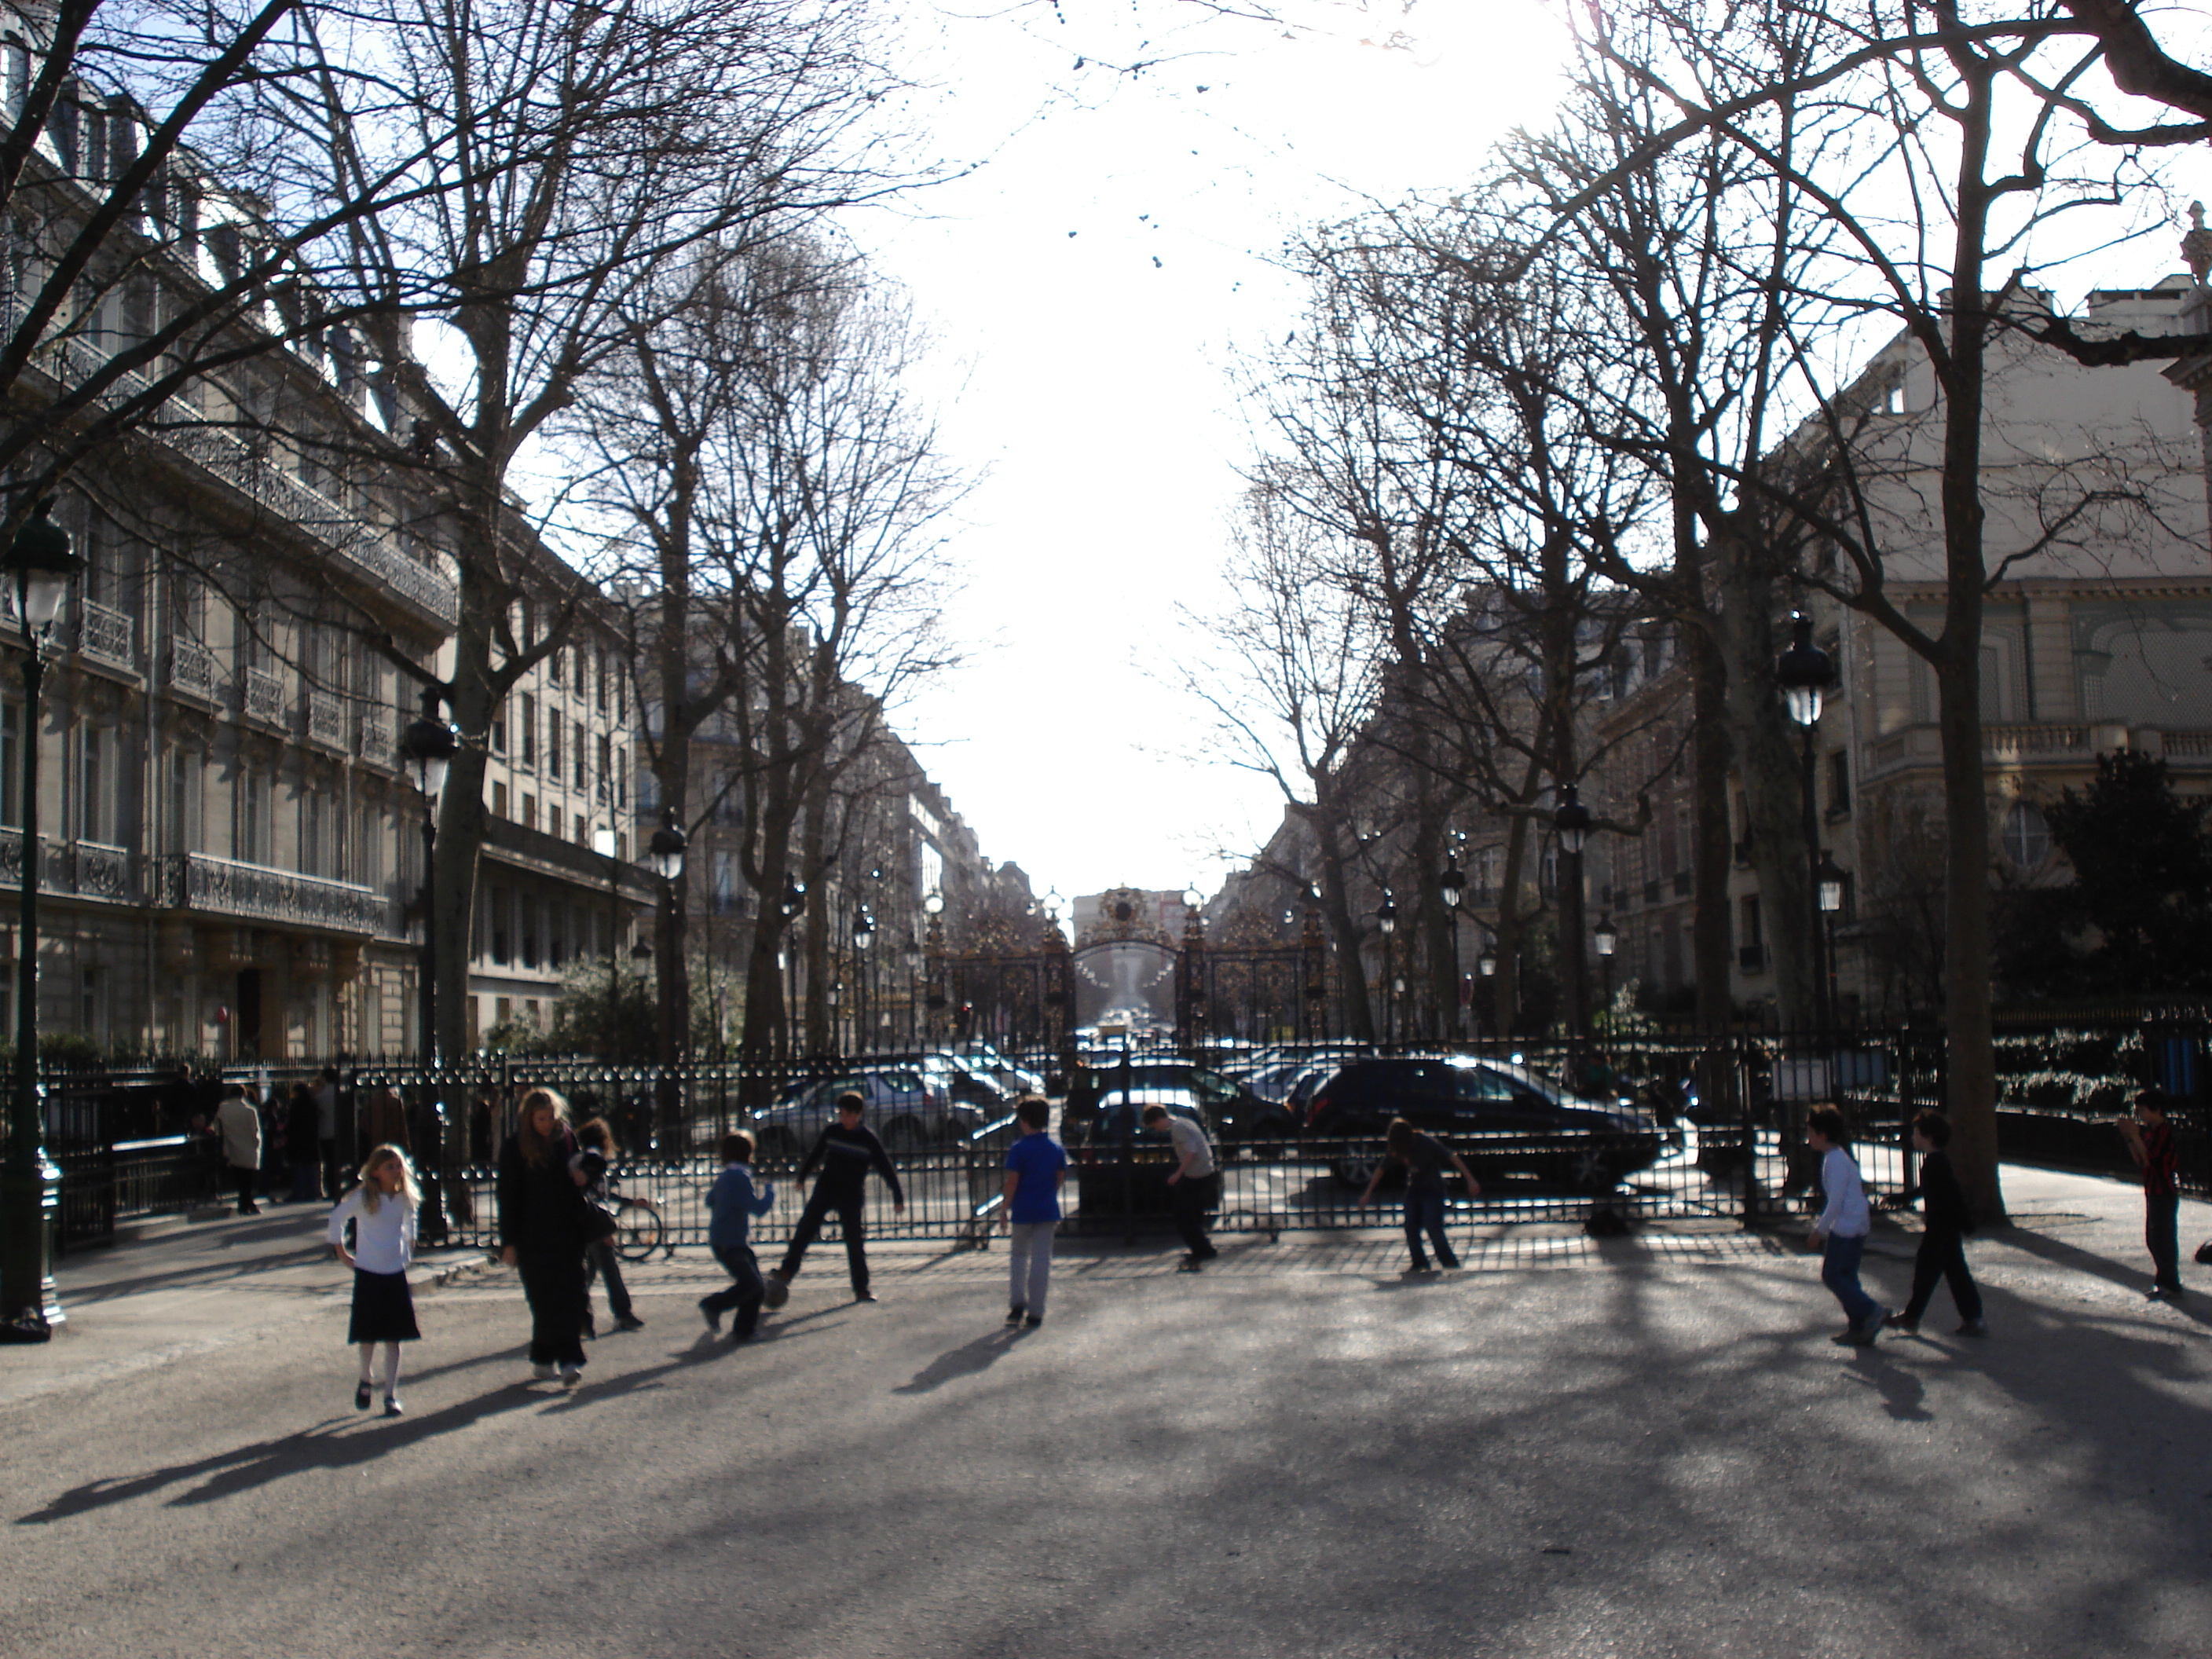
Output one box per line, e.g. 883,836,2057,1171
767,1092,905,1305
1886,1109,1987,1336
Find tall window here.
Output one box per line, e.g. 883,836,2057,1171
547,713,562,783
520,694,537,768
595,649,607,712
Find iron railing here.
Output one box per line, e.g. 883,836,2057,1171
153,850,383,932
79,599,134,669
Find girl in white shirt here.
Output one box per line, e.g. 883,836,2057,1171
328,1144,421,1415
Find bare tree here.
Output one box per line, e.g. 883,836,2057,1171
577,230,960,1074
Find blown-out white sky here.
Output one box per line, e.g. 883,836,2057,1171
855,0,1572,903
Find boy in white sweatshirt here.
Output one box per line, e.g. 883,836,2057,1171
1807,1107,1885,1346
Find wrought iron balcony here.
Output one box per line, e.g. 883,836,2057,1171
169,637,217,698
243,666,287,725
79,600,134,670
307,687,346,748
154,851,383,934
0,833,139,903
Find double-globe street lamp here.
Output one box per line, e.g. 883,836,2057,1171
1,500,81,1336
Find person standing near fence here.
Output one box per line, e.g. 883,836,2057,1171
314,1068,343,1199
1358,1118,1479,1273
700,1131,777,1342
213,1083,262,1216
1884,1110,1986,1337
1807,1107,1886,1346
1142,1104,1219,1272
497,1088,594,1385
1000,1097,1068,1328
329,1144,421,1415
287,1082,322,1203
765,1093,905,1306
2118,1090,2185,1301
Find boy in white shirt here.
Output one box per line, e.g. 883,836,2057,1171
1807,1107,1885,1346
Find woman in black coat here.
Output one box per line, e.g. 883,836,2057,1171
497,1088,595,1384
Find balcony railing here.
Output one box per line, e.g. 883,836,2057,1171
243,667,286,725
154,851,382,934
307,688,346,747
79,600,134,669
0,833,139,903
169,637,217,698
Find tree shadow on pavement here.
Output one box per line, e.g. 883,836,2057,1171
892,1328,1021,1393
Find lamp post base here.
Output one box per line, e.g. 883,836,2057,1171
0,1148,64,1339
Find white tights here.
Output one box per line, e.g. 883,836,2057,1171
357,1341,402,1395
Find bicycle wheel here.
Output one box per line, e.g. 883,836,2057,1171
613,1197,664,1262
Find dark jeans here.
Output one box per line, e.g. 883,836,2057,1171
1820,1232,1881,1328
584,1239,633,1320
2147,1191,2182,1291
229,1164,260,1213
1169,1172,1218,1260
517,1249,588,1368
779,1187,871,1294
1404,1188,1458,1269
1902,1228,1981,1323
702,1243,766,1337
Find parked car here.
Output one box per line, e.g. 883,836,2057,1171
947,1040,1045,1096
1303,1055,1663,1192
749,1068,979,1159
1063,1057,1297,1147
920,1052,1017,1113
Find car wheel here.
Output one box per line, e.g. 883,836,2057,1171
1570,1146,1623,1195
1332,1155,1379,1192
881,1116,927,1153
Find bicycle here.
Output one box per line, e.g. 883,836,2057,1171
606,1168,669,1262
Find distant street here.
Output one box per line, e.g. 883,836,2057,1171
3,1168,2208,1658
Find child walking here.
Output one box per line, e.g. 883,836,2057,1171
1886,1109,1987,1337
328,1144,421,1415
1000,1097,1068,1328
1807,1107,1886,1346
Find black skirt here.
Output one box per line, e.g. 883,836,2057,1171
348,1267,421,1343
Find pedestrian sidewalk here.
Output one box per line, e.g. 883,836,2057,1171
5,1162,2204,1412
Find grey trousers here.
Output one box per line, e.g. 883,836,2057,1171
1008,1221,1057,1316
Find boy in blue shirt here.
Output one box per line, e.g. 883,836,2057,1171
1000,1097,1068,1328
700,1131,777,1342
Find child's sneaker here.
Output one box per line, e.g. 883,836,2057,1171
1956,1318,1988,1336
530,1363,558,1382
698,1298,722,1335
1884,1312,1919,1334
1005,1306,1026,1325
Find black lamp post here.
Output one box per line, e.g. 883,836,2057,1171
1376,892,1397,1048
778,874,805,1057
1593,914,1617,1028
1439,859,1464,1043
851,909,874,1059
922,888,947,1043
2,500,79,1336
1554,783,1593,1044
401,690,460,1064
1815,848,1845,1031
401,689,460,1243
1179,884,1206,1051
1776,613,1835,1039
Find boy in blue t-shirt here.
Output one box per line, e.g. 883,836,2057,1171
700,1131,777,1342
1000,1097,1068,1328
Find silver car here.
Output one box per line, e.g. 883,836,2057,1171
749,1068,977,1159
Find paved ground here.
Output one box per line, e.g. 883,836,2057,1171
2,1165,2208,1657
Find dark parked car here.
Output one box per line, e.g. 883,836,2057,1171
1064,1058,1296,1148
1067,1086,1223,1219
1304,1056,1663,1192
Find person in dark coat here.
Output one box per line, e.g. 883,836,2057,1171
766,1093,905,1305
496,1087,595,1385
287,1082,323,1203
574,1116,643,1334
1885,1109,1986,1336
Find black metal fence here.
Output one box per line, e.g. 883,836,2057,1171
37,1013,2212,1252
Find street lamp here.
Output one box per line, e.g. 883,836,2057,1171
851,910,873,1057
1180,884,1206,1049
1815,849,1846,1032
1554,783,1593,1043
2,499,80,1335
923,888,947,1042
1593,914,1617,1027
1776,612,1835,1038
779,874,807,1057
401,687,460,1064
1438,859,1464,1042
1376,892,1397,1048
